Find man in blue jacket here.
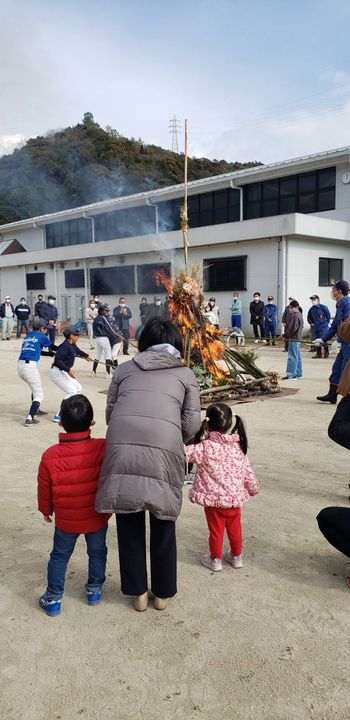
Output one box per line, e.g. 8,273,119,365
263,296,278,345
315,280,350,404
307,295,331,358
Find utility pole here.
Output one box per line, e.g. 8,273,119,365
169,114,181,153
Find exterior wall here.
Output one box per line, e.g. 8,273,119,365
314,160,350,222
2,226,44,251
285,237,350,323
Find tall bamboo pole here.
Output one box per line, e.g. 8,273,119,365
181,118,189,271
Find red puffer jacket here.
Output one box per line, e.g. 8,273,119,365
38,430,111,534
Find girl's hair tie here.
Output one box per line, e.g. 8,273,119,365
204,417,210,422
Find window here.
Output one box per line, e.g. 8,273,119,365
26,273,46,290
137,263,171,294
90,266,135,295
243,167,336,219
65,269,85,288
203,256,247,292
319,258,343,286
46,218,92,248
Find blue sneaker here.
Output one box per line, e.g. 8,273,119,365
39,593,61,616
86,590,102,606
52,415,61,423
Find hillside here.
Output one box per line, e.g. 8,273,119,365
0,112,261,225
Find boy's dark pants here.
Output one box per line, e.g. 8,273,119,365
46,524,108,599
116,511,177,598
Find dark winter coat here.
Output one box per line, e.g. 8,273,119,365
0,302,15,318
249,300,264,325
93,314,122,344
113,306,132,331
38,431,111,534
95,350,201,521
15,303,31,320
40,303,58,323
284,311,303,341
328,395,350,450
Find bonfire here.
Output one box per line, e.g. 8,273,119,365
156,266,280,404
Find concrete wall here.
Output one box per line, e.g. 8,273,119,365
314,160,350,222
285,237,350,322
2,226,44,251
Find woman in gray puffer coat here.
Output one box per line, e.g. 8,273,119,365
95,318,201,612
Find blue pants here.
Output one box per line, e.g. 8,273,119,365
231,315,241,329
16,318,30,337
264,319,277,339
45,524,108,600
329,347,350,385
286,341,302,378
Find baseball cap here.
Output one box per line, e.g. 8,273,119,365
33,318,48,329
333,280,349,295
154,295,161,301
47,294,56,300
310,294,319,300
63,325,81,338
5,295,10,300
267,295,274,301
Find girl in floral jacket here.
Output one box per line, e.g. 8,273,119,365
185,403,259,572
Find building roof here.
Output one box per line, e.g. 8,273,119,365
0,144,349,234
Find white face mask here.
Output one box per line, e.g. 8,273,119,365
155,301,161,306
90,303,96,309
48,299,55,305
254,297,260,302
120,303,126,307
21,301,26,305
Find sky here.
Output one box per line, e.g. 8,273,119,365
1,0,350,165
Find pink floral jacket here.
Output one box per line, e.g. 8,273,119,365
184,431,259,508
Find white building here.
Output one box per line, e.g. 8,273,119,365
1,145,350,330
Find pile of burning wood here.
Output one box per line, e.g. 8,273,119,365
156,267,280,404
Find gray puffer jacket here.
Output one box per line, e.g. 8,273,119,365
95,350,201,521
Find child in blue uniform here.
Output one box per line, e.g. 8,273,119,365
263,296,278,345
17,318,54,426
49,325,92,422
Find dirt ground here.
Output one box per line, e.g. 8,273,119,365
0,336,349,720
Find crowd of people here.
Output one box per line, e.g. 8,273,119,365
4,282,350,614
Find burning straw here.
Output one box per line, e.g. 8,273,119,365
156,266,280,398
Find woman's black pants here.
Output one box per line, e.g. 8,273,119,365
116,511,177,598
317,507,350,559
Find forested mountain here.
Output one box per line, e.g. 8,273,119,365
0,113,261,224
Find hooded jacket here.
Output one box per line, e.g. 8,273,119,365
185,432,259,508
95,349,201,521
38,430,111,534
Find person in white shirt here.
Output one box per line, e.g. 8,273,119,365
85,299,98,349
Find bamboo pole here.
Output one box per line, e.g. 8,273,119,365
181,119,189,272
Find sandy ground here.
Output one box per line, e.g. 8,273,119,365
0,336,349,720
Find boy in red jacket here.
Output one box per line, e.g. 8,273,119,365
38,394,110,616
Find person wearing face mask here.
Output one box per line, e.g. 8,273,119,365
93,295,102,309
34,294,45,318
207,298,220,328
315,280,350,404
85,299,98,350
15,298,32,337
145,296,168,322
139,297,149,326
263,296,278,345
230,292,242,330
0,296,15,340
307,295,331,359
40,295,59,344
113,297,132,355
249,293,265,342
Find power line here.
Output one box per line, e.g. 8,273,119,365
169,114,181,153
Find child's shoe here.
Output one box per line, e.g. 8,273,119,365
200,554,223,571
86,590,102,606
224,551,243,568
52,414,61,423
39,592,61,616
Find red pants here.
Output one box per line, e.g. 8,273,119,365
204,506,242,559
